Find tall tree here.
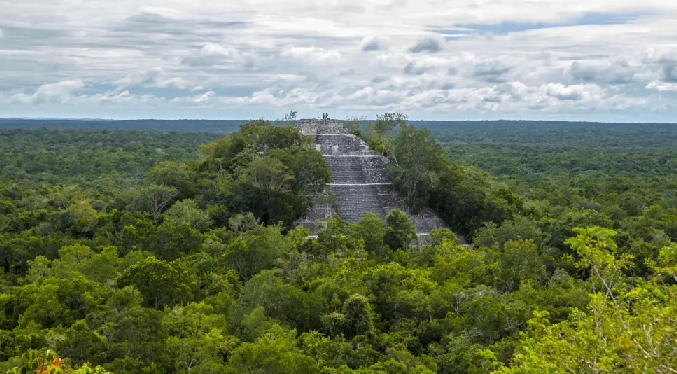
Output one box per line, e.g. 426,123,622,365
116,257,195,309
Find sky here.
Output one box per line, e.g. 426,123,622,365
1,0,677,121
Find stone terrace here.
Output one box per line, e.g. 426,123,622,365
295,119,449,242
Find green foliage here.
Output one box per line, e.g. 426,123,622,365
383,210,417,250
67,201,98,236
489,240,547,292
230,269,322,335
136,184,179,219
196,120,329,227
496,229,677,374
362,114,522,238
353,213,386,254
55,320,107,366
222,224,290,281
151,221,203,261
340,294,374,339
225,325,318,374
2,119,677,374
3,349,111,373
144,161,195,200
116,257,195,309
473,217,543,249
365,113,407,157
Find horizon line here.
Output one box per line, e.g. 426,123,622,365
2,117,677,125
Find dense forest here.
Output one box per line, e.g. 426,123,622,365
1,117,676,373
0,119,243,133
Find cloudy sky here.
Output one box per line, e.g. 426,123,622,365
1,0,677,121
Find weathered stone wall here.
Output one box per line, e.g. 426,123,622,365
297,119,348,136
295,119,451,243
310,134,372,155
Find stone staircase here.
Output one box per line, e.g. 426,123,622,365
324,156,367,183
332,184,385,222
295,118,452,242
310,134,373,156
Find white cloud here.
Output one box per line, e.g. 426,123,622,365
200,43,235,57
543,83,603,101
8,80,86,104
115,68,195,90
646,81,677,91
1,1,677,119
281,47,342,63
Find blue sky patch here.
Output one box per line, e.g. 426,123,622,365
435,10,653,36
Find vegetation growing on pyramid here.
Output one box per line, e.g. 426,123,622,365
360,113,524,239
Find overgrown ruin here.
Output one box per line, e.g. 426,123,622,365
295,118,448,242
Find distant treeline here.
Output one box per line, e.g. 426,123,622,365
416,120,677,149
411,120,677,132
3,119,676,138
0,119,244,133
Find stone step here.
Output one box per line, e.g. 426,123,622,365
332,184,385,222
310,134,375,156
324,156,367,183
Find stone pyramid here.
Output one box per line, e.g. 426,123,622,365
295,118,448,242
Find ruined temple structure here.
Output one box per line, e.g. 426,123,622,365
295,118,449,243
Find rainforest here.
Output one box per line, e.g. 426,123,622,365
0,116,676,374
